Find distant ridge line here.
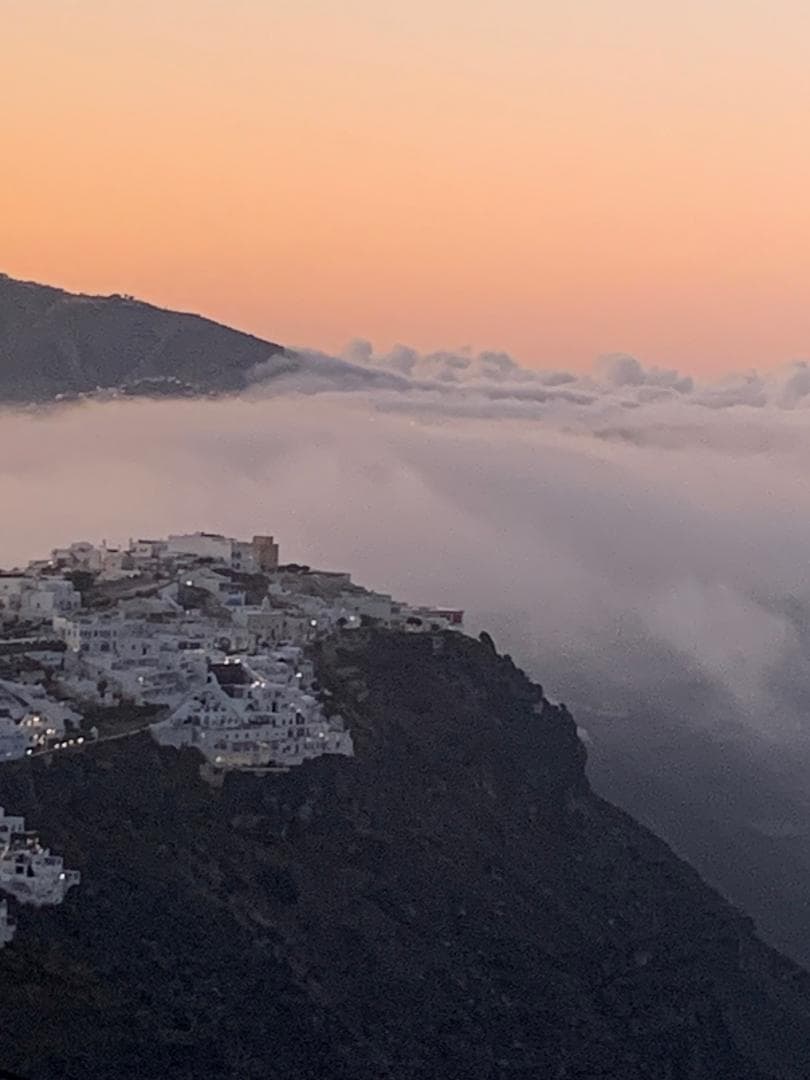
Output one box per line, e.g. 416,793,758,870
0,273,287,404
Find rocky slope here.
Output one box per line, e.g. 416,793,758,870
1,630,809,1079
0,274,287,402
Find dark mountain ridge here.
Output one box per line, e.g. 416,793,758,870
0,274,288,402
1,630,809,1078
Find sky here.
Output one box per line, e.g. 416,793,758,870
4,0,810,372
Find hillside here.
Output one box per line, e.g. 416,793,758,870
0,274,288,402
1,630,810,1078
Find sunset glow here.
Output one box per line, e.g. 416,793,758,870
4,1,810,371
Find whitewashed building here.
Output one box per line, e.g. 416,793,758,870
129,538,169,564
54,614,122,654
0,809,25,845
55,612,209,657
179,567,246,608
152,653,353,770
163,532,279,573
0,835,80,907
337,590,394,624
0,718,29,761
0,810,80,952
0,526,471,784
19,578,81,619
167,532,259,573
97,548,139,582
0,808,81,907
232,602,312,645
0,680,76,726
0,678,80,754
104,649,209,707
0,700,70,760
0,574,30,613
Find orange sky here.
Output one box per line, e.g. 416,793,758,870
4,1,810,373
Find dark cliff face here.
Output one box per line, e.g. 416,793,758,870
0,274,286,402
1,630,809,1079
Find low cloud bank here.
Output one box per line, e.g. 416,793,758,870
250,341,810,419
4,375,810,728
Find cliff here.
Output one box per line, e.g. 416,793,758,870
0,274,286,402
0,630,809,1079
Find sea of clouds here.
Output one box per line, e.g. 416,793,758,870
4,343,810,959
5,343,810,722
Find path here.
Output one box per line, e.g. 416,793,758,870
27,723,153,759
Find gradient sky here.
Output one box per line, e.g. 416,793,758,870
4,1,810,373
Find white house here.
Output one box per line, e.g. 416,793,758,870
0,681,37,723
337,590,394,624
129,538,169,563
0,808,25,844
97,548,139,582
152,654,353,771
232,602,311,645
0,680,75,759
0,574,30,613
0,810,79,946
19,578,81,619
179,568,246,608
54,614,122,654
167,533,259,573
0,835,80,907
0,718,28,761
103,647,209,707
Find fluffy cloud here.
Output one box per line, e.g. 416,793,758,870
248,343,810,419
595,352,694,394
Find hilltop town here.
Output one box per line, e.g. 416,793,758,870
0,530,463,949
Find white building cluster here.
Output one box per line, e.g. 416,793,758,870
0,571,81,620
0,679,79,761
0,528,465,950
0,806,80,948
152,652,352,770
0,529,463,773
